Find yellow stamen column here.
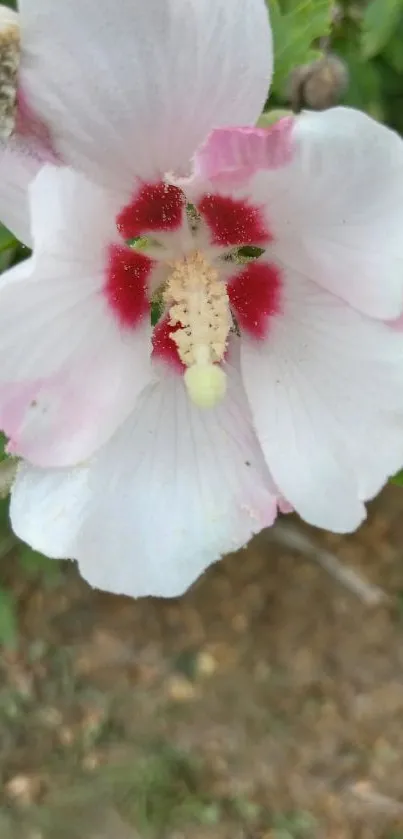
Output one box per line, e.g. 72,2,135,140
164,251,232,409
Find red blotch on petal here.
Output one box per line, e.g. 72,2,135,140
105,244,153,328
228,261,282,339
198,194,271,248
151,315,184,373
117,182,185,240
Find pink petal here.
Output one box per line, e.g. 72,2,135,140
0,165,154,467
277,496,294,515
0,334,152,466
191,118,295,190
15,88,60,165
0,263,153,467
387,312,403,330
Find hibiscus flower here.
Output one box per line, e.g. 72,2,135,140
1,0,403,597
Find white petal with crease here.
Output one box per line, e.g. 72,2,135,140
19,0,272,187
250,108,403,319
11,348,278,597
0,165,153,466
241,263,403,533
0,144,39,245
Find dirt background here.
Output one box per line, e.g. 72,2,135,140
1,486,403,839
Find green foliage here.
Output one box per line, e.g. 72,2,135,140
31,747,220,837
0,226,18,274
18,546,63,586
257,108,292,126
266,0,403,134
268,0,332,96
0,587,17,648
361,0,403,59
391,469,403,487
151,300,163,326
333,1,403,134
0,225,16,255
271,810,318,839
0,419,64,646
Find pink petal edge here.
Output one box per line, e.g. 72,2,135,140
189,118,295,190
14,88,60,165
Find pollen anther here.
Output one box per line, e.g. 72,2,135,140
0,8,20,140
164,250,231,408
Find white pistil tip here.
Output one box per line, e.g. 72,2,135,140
184,363,226,409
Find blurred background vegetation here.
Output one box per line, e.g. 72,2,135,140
1,1,403,837
268,0,403,130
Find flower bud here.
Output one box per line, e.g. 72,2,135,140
287,54,349,113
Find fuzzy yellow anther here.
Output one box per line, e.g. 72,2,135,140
164,250,231,409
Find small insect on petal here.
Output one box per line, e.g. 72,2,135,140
0,7,20,140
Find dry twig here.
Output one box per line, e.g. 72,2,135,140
269,521,389,607
347,781,403,817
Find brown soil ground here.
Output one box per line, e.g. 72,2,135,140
2,486,403,839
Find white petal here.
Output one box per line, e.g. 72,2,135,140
11,347,278,598
11,461,91,559
19,0,272,188
240,263,403,533
0,144,39,245
28,163,122,253
0,166,154,466
251,108,403,319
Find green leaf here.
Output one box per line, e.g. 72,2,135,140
361,0,403,59
333,35,384,119
267,0,332,97
18,546,63,585
151,300,163,325
0,459,17,499
272,810,318,839
391,469,403,487
237,246,265,260
0,433,7,461
0,225,16,254
257,108,292,127
0,588,18,648
383,18,403,73
127,235,149,250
